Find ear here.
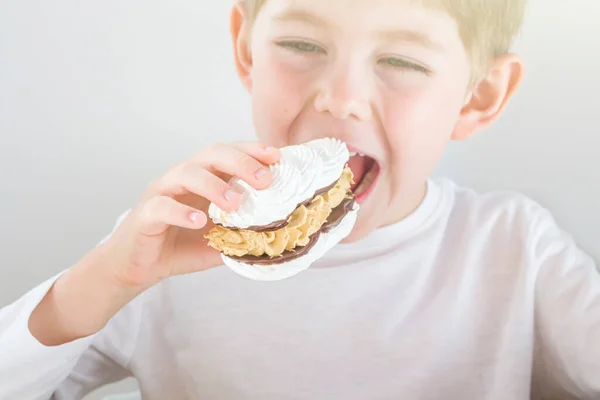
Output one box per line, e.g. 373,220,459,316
452,53,524,141
230,2,253,92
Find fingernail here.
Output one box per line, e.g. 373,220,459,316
264,146,276,151
255,168,269,179
224,190,237,201
189,212,201,223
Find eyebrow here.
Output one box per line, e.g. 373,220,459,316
271,9,328,27
379,30,445,52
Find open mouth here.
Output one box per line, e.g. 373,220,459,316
347,147,381,201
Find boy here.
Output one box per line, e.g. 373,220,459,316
1,0,598,399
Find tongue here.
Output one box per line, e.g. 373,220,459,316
347,155,369,190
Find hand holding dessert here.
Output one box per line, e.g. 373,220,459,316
102,141,283,288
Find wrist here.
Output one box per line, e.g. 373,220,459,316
29,245,146,346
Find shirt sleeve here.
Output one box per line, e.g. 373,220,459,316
0,210,139,400
530,206,600,399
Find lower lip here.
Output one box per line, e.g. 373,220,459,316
355,163,380,204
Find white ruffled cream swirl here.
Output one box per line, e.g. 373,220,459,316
208,137,350,229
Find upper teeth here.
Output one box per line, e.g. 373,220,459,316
349,151,365,157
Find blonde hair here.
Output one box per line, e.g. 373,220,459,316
243,0,526,81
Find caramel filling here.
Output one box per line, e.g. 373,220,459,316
205,166,354,258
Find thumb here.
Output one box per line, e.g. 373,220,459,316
172,238,224,276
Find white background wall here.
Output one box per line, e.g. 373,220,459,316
1,0,598,398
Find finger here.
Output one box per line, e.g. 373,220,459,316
138,196,208,236
194,143,278,190
229,141,281,165
177,164,244,212
156,164,242,212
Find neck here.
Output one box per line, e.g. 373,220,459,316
382,181,429,228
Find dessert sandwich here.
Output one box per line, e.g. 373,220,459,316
204,137,359,281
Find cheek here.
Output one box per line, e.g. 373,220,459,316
250,51,318,146
386,78,462,131
381,78,465,178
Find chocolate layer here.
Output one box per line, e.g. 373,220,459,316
217,178,340,233
226,194,355,266
321,196,356,234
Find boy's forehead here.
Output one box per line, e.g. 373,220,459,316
259,0,461,49
262,0,452,28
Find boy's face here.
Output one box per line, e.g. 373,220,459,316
232,0,483,242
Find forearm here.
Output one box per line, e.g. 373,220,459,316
28,244,145,346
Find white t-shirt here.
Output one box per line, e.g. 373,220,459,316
1,178,599,400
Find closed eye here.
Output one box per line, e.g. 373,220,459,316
275,40,326,54
380,57,431,75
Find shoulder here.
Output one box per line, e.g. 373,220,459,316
432,178,567,256
434,177,555,229
425,178,593,285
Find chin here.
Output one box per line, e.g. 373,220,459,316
339,231,364,244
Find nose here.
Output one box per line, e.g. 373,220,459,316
314,65,373,121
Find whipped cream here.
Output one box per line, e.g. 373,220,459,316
208,137,350,229
221,202,359,281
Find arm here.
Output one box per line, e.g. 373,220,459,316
0,212,142,400
0,141,280,399
530,207,600,399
